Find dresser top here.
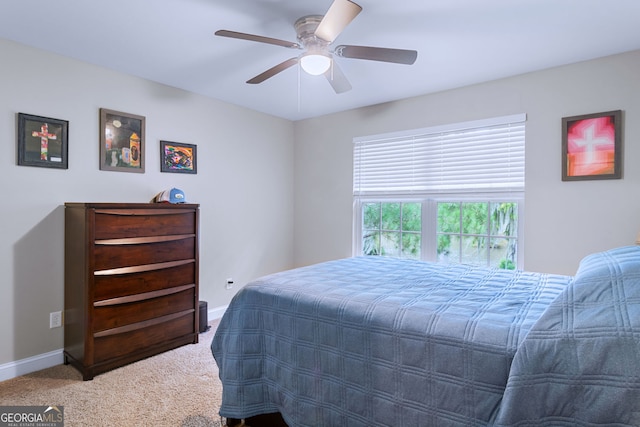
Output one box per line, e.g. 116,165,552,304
65,202,199,209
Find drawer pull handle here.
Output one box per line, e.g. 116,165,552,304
95,259,195,276
96,234,194,246
95,209,194,216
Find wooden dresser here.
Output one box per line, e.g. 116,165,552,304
64,202,199,380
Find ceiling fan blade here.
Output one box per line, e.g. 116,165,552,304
334,45,418,65
324,61,352,94
315,0,363,43
247,58,299,84
215,30,301,49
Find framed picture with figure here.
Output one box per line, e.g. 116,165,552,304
99,108,145,173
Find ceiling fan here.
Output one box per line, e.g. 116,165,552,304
215,0,418,94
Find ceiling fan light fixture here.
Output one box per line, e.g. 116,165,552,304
300,52,331,75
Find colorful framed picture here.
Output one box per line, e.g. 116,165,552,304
17,113,69,169
160,140,197,174
99,108,145,173
562,110,622,181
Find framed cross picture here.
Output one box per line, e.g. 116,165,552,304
562,110,622,181
17,113,69,169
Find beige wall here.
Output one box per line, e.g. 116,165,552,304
293,49,640,275
0,39,294,367
2,36,639,375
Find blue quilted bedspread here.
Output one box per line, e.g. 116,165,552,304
212,255,574,426
493,245,640,426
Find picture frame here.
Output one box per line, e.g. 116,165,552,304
99,108,145,173
160,140,197,174
562,110,622,181
17,113,69,169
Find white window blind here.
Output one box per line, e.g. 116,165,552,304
353,114,526,196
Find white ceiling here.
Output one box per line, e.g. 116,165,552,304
1,0,639,121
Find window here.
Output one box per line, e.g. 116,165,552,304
437,201,518,269
363,202,422,259
353,114,525,269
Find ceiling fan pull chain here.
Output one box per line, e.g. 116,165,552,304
297,62,302,113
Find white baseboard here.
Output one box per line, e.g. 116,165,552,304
0,305,228,382
0,349,64,383
208,305,227,321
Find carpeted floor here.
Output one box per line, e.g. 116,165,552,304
0,320,223,427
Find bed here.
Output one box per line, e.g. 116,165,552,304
211,245,640,426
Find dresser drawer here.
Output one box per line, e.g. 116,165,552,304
93,286,195,333
93,311,195,363
94,236,195,271
94,261,195,301
93,209,196,239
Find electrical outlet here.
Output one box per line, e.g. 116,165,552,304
50,311,62,329
226,278,234,290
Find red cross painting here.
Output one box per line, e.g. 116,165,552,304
32,123,57,160
562,110,622,181
17,113,69,169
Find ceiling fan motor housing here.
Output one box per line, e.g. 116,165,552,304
295,15,329,50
